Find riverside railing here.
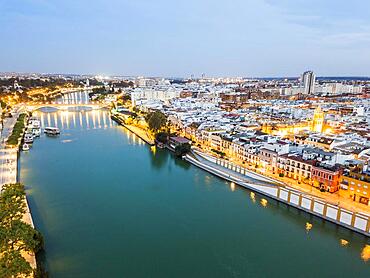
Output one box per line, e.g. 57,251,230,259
276,186,369,235
192,152,370,236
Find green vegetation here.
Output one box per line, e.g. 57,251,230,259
0,183,44,277
91,87,107,95
0,99,7,109
145,111,167,133
279,173,284,177
117,94,131,106
155,132,169,144
6,114,27,146
175,143,191,157
89,87,108,101
0,77,78,89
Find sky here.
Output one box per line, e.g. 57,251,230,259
0,0,369,77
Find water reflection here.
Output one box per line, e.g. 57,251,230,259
174,156,191,170
306,222,313,232
230,182,235,192
148,148,168,171
361,245,370,262
340,239,349,247
56,91,90,105
250,192,256,203
33,109,113,131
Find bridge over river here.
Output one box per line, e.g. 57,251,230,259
27,102,110,111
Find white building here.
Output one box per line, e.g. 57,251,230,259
131,87,180,107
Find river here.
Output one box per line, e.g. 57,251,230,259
20,96,369,277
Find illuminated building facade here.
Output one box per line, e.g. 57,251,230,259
261,106,326,137
340,164,370,206
312,106,324,132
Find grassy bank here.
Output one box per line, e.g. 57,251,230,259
6,113,27,146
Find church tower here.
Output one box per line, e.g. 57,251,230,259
312,106,324,133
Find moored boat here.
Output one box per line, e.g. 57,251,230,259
32,128,41,137
22,143,30,151
44,127,60,135
24,133,34,143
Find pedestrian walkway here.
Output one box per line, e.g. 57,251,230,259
192,151,276,187
0,107,22,189
0,145,18,187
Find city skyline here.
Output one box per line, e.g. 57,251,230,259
1,0,370,77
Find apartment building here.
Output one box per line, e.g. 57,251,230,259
278,154,315,183
311,163,343,193
339,163,370,206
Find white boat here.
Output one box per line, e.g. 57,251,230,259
44,127,60,135
24,133,34,143
32,128,41,137
32,120,41,129
22,143,30,151
28,118,41,128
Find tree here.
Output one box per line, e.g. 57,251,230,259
0,99,7,109
0,250,33,277
175,143,191,157
145,111,167,133
155,132,169,144
0,183,27,225
0,183,45,277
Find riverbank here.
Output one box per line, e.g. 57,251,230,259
185,151,370,237
0,111,37,274
110,117,370,236
111,114,155,145
195,147,370,216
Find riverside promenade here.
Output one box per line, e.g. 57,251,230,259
0,108,37,271
111,113,155,145
185,150,370,237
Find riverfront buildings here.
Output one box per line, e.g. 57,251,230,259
2,72,370,208
114,73,370,209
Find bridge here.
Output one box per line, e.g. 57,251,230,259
27,102,111,111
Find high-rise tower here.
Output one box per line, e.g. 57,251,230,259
302,71,316,95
